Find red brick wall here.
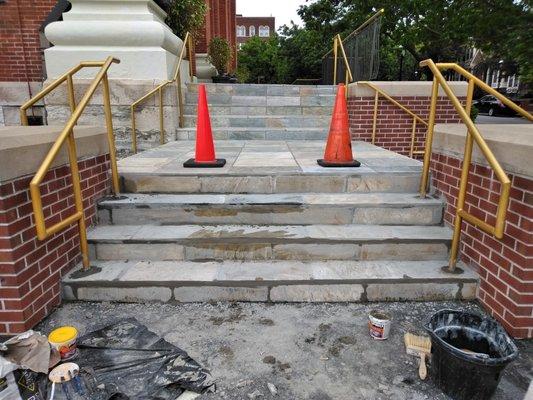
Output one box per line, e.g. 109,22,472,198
431,153,532,339
0,154,111,334
348,96,464,158
0,0,56,82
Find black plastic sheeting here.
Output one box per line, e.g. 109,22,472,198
76,318,215,399
8,318,215,400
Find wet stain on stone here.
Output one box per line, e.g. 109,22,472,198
278,362,291,372
337,336,357,345
189,228,296,239
259,318,274,326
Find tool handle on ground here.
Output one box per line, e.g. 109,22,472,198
419,353,427,380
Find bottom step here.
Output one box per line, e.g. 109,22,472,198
63,260,478,303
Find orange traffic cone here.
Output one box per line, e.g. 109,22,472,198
183,84,226,168
317,84,360,167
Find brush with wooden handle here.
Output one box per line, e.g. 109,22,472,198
404,333,432,380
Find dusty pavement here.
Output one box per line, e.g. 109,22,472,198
36,301,531,400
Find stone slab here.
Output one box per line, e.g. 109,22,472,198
270,284,365,302
174,286,268,302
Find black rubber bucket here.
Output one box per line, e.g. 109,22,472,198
425,309,518,400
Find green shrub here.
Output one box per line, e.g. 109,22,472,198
208,37,232,75
166,0,207,39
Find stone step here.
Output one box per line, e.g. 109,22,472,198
63,259,477,303
186,83,337,96
175,127,329,140
121,173,422,195
182,114,331,129
98,193,443,226
185,92,336,107
183,105,332,116
87,224,452,262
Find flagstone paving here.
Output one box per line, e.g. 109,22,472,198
118,140,422,176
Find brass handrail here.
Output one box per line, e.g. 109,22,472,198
419,59,532,273
359,81,428,158
332,34,354,89
130,32,194,153
20,56,120,270
291,78,321,85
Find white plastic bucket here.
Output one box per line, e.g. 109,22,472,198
368,310,392,340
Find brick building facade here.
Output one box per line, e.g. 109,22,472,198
236,15,275,48
196,0,237,71
0,0,59,83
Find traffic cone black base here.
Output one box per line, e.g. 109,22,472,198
183,158,226,168
317,159,360,168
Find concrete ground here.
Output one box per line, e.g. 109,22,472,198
37,301,531,400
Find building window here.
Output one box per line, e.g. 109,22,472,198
249,26,256,36
237,25,246,37
259,26,270,37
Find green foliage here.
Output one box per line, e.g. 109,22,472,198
237,36,289,83
208,37,232,75
276,0,532,84
166,0,208,39
470,104,479,122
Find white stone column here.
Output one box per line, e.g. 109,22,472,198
44,0,182,80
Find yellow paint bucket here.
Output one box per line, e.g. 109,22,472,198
48,326,78,360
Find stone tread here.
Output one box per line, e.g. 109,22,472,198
87,224,452,244
98,193,444,208
64,259,477,285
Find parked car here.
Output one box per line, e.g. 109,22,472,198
473,95,517,116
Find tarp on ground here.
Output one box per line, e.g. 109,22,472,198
77,317,215,399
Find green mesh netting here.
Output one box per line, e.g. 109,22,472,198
322,13,382,84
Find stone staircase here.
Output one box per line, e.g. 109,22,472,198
63,138,478,303
176,83,335,141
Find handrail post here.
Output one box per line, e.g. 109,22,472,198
131,106,137,154
158,86,165,145
66,133,91,269
188,34,194,80
447,77,476,272
410,117,417,158
419,76,439,198
177,70,184,128
333,36,338,85
102,72,120,195
371,91,379,144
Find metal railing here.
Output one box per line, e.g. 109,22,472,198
359,81,428,158
419,59,533,273
332,34,354,90
290,78,321,85
20,56,121,270
130,32,194,153
323,9,383,85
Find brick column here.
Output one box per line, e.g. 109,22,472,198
0,126,111,334
431,124,532,339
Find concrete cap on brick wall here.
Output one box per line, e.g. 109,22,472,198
0,125,108,182
433,123,533,177
347,81,468,98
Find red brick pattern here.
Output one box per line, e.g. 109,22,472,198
0,0,57,82
431,153,532,338
348,96,463,158
0,155,111,334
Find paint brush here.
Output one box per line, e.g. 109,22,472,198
404,332,432,380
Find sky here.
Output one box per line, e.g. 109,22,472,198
236,0,305,30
